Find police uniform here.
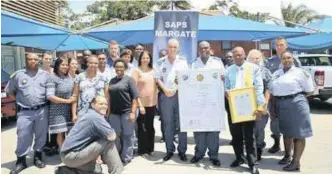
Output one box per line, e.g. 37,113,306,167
264,55,301,153
225,61,265,171
190,56,225,165
254,66,272,160
99,65,116,81
5,68,50,173
154,55,188,158
269,66,314,138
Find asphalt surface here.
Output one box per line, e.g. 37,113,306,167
1,98,332,174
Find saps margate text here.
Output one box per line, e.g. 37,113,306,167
155,21,197,38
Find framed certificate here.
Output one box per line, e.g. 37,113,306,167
227,86,257,124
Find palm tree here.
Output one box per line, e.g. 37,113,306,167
281,3,322,27
158,1,193,10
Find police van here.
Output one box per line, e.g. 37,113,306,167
296,54,332,102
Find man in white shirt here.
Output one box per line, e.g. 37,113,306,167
190,41,225,166
98,52,115,81
154,38,188,162
132,43,144,67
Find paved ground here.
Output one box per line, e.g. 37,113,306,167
1,98,332,174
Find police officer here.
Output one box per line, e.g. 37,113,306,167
155,38,188,162
5,53,50,174
269,51,314,171
225,47,265,174
190,41,225,166
264,37,301,154
247,49,273,161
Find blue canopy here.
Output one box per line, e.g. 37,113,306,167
286,18,332,51
1,10,107,51
86,14,307,45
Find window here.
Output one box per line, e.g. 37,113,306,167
222,41,231,50
298,56,332,66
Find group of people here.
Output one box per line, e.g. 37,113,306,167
5,37,314,174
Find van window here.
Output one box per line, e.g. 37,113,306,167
298,56,332,66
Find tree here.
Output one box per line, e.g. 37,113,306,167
207,1,269,22
281,3,322,27
157,1,193,10
86,0,192,25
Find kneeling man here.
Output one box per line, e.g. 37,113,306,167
55,96,124,174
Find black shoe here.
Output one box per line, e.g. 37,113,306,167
10,156,27,174
163,153,174,161
268,136,280,153
230,159,245,167
190,156,202,163
257,148,263,161
210,159,221,167
43,147,53,156
283,162,300,171
278,156,291,165
250,166,260,174
34,151,46,168
178,153,187,161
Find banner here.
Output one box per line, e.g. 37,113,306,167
153,11,199,64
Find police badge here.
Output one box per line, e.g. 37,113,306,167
162,67,167,73
196,74,204,82
182,74,189,81
22,79,27,84
212,72,218,79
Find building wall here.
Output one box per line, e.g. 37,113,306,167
140,40,272,60
1,0,64,26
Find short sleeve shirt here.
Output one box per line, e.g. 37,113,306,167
191,56,225,75
109,75,139,114
269,66,314,96
75,72,108,116
61,109,115,153
5,68,50,107
154,55,188,90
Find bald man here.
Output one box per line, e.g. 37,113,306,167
6,53,50,174
155,38,188,162
224,47,265,174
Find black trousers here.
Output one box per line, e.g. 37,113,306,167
45,133,58,148
225,98,258,167
137,106,156,154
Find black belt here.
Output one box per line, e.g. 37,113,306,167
17,103,47,111
274,92,305,100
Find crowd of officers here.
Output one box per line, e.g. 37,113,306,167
5,37,314,174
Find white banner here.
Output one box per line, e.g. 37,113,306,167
178,69,225,132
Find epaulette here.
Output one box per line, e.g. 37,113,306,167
10,70,24,79
302,69,311,78
211,56,221,61
179,56,186,60
157,57,165,66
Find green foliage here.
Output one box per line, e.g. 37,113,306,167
281,3,323,27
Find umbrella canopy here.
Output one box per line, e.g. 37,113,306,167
287,18,332,51
1,10,107,51
86,14,307,45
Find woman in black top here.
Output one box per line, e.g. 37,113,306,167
107,59,140,165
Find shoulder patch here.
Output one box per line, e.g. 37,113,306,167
10,70,24,79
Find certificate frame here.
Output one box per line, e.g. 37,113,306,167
227,86,257,124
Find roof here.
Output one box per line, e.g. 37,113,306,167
86,14,307,45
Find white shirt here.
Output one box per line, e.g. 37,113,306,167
235,65,245,89
191,56,225,74
132,59,138,68
154,55,188,90
98,66,115,82
126,63,135,77
269,66,314,96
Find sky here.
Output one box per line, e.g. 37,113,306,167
69,0,332,20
